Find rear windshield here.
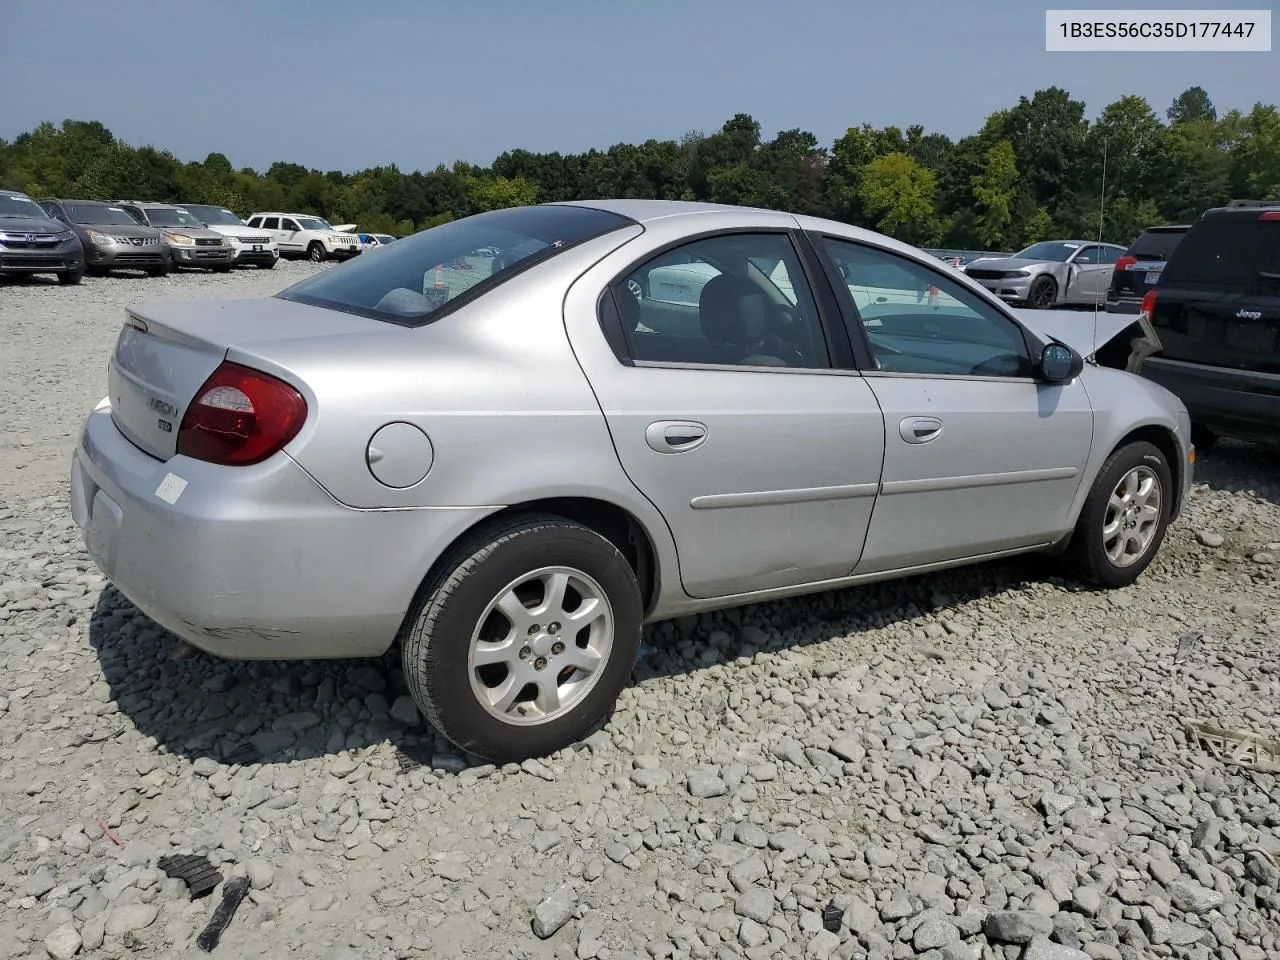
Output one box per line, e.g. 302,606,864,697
1125,228,1187,261
277,204,635,325
1161,213,1280,288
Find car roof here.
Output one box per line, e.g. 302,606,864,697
1,189,33,198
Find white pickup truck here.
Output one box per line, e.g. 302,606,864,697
244,212,362,262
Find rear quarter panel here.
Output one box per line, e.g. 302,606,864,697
235,225,678,551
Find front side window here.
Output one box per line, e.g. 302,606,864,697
610,232,830,369
278,204,634,326
821,237,1032,378
281,219,300,232
1072,245,1101,264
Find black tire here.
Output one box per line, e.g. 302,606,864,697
258,259,277,270
86,266,108,278
401,514,643,763
146,262,170,278
58,266,84,285
213,263,233,274
308,242,327,263
1066,441,1172,588
1027,276,1057,309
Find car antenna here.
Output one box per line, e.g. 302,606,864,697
1090,136,1107,364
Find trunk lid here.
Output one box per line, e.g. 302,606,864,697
107,296,395,460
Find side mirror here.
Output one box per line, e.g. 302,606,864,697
1039,342,1084,383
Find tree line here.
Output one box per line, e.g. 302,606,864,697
1,86,1276,251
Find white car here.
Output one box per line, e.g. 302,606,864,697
244,212,361,262
178,204,280,269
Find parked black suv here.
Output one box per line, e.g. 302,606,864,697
1104,223,1190,314
1139,199,1280,447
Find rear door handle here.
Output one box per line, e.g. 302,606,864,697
900,416,942,444
646,420,708,453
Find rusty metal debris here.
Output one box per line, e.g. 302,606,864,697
1183,719,1280,773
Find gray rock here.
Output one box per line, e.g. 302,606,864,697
735,888,775,923
688,770,726,798
532,884,577,938
1167,880,1224,915
985,911,1054,944
913,919,960,950
247,859,274,890
389,695,420,726
44,925,82,960
1022,936,1091,960
105,902,158,936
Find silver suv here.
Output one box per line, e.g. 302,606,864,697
117,202,235,272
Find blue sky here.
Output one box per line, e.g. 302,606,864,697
2,0,1274,174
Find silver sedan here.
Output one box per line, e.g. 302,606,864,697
964,240,1129,309
69,200,1194,762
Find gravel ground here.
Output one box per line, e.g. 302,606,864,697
1,265,1279,960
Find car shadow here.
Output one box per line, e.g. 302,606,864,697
1189,438,1280,508
87,553,1067,772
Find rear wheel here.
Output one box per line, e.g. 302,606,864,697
1066,441,1171,588
401,514,643,763
1028,276,1057,309
308,242,327,263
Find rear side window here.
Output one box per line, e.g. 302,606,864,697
278,204,636,326
1125,228,1186,261
1161,214,1280,289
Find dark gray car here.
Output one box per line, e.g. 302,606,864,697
0,189,85,284
116,201,235,272
37,198,172,277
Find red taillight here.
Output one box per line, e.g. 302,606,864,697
177,361,307,466
1115,256,1138,271
1260,211,1280,221
1139,289,1159,318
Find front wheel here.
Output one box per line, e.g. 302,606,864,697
1066,441,1172,588
58,266,84,285
1027,276,1057,309
401,515,643,763
146,262,170,278
308,242,327,262
258,259,277,270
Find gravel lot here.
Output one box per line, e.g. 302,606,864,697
1,264,1278,960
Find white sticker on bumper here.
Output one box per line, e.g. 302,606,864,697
154,472,188,505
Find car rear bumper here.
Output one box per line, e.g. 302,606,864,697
1142,356,1280,442
171,245,234,267
70,402,498,660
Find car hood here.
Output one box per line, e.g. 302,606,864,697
967,257,1048,272
330,224,357,232
1015,307,1160,369
0,215,65,234
75,222,161,239
154,225,226,241
205,224,273,240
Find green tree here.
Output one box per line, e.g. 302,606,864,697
856,152,938,244
969,139,1018,248
1167,86,1216,125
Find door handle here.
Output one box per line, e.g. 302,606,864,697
646,420,708,453
900,416,942,444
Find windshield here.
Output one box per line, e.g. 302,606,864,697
278,204,634,326
184,205,243,226
376,235,395,243
146,207,205,228
295,216,332,231
1014,241,1080,262
66,203,141,226
0,195,49,219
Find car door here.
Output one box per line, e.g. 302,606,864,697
276,217,303,253
563,224,887,600
1065,245,1112,304
812,234,1094,574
